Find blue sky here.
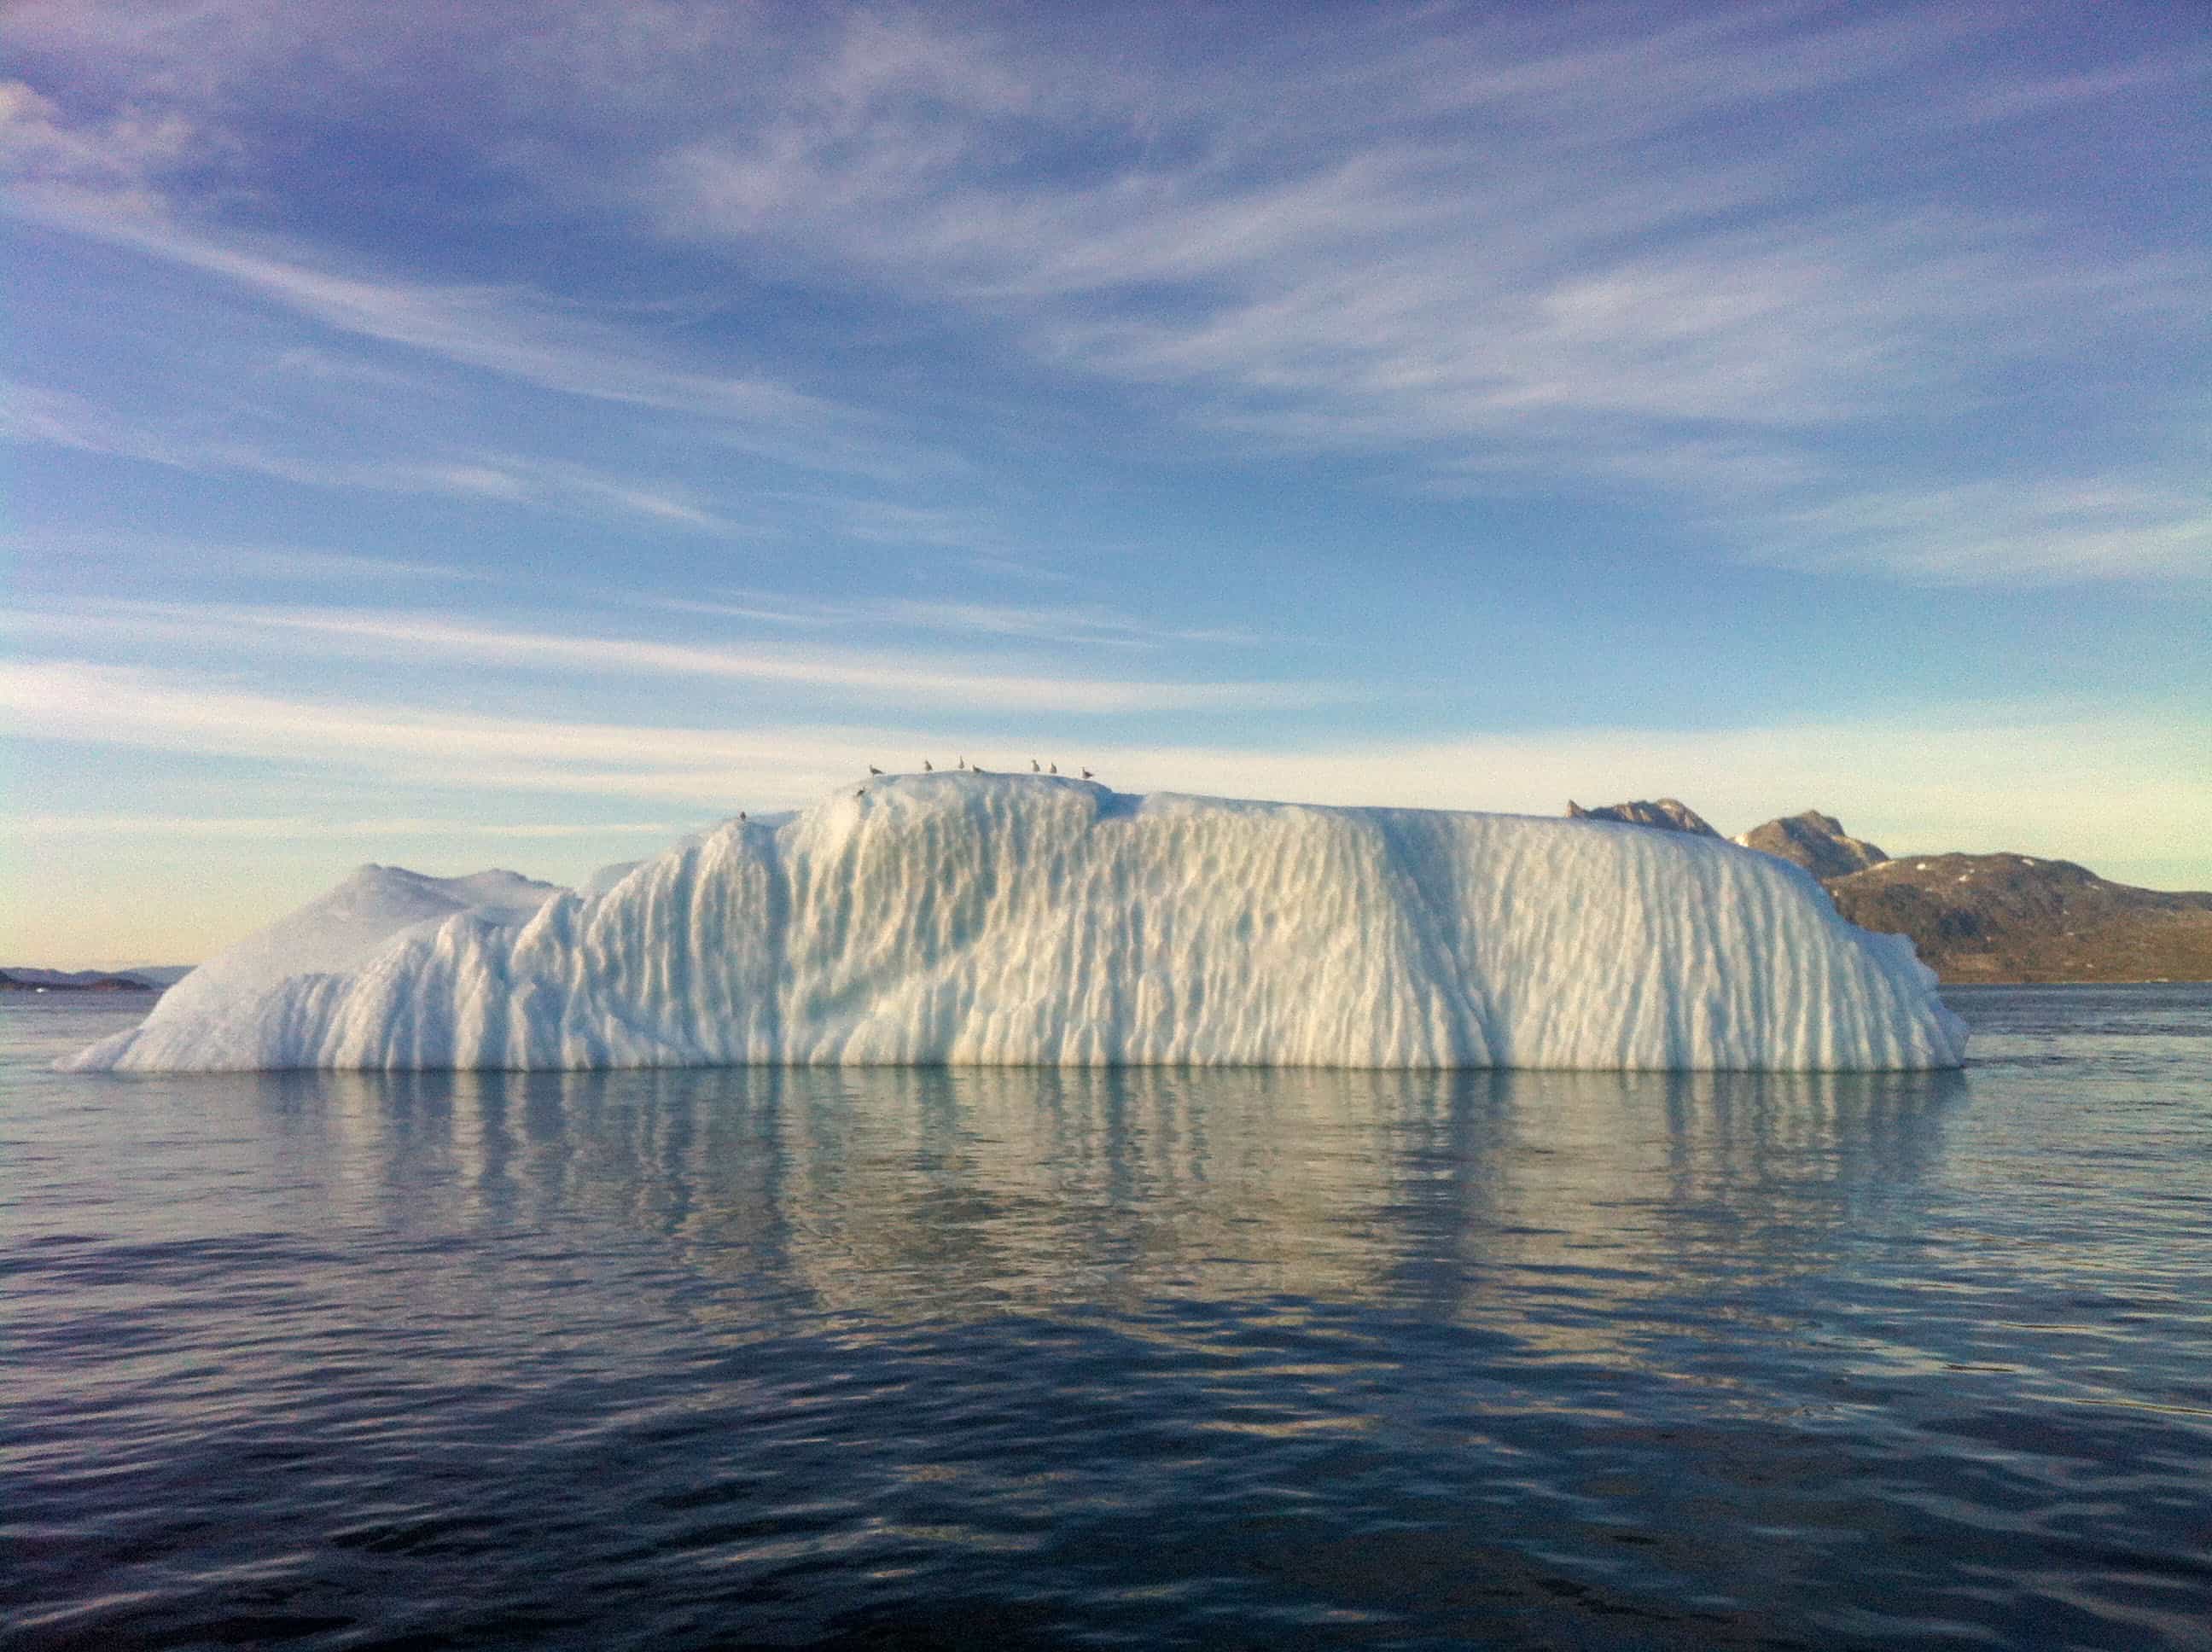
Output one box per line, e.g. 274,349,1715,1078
4,0,2209,963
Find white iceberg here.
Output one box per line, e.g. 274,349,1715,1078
64,775,1965,1073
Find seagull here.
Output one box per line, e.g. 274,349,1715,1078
857,788,867,798
1049,762,1058,774
738,811,748,822
1032,759,1040,772
869,765,882,776
1081,769,1093,780
958,757,967,770
923,759,934,771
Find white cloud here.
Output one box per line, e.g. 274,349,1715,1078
268,345,444,395
82,217,823,425
0,658,884,806
880,600,1260,650
0,76,197,210
8,602,1340,714
5,657,2206,874
15,812,682,840
614,5,2208,583
2,526,482,585
0,380,754,532
6,3,2208,586
1747,480,2212,584
644,590,1264,650
0,84,897,476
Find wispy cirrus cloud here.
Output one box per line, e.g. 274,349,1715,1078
1746,479,2212,585
53,211,827,428
637,8,2184,400
0,659,837,806
1,192,884,478
9,600,1337,714
14,811,684,840
2,526,484,586
1,379,749,532
5,0,2208,594
647,590,1265,650
0,67,903,479
0,75,198,210
7,657,2205,870
612,4,2209,580
882,599,1260,650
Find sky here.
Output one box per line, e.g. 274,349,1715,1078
3,0,2209,966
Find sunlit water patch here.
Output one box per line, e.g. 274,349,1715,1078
4,988,2208,1649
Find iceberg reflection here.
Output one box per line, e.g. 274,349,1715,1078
252,1065,1964,1351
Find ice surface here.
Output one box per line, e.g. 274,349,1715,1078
93,865,565,1070
64,776,1966,1073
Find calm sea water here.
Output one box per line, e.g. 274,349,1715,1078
3,987,2209,1650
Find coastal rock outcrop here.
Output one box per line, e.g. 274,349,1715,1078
1827,853,2212,984
1564,798,1720,836
1734,811,1889,880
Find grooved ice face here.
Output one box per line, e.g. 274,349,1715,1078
64,776,1966,1074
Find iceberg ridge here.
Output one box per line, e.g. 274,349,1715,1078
64,775,1966,1073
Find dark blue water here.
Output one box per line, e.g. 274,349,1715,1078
4,987,2209,1650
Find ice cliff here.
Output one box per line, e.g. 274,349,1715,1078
64,775,1966,1073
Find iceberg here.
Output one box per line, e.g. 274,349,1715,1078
64,775,1965,1073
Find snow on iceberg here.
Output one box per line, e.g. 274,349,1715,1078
64,775,1965,1073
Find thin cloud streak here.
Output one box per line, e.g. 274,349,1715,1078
0,527,484,585
1745,480,2212,585
621,4,2207,583
645,590,1266,650
0,660,893,805
0,70,923,485
9,596,1342,716
6,659,2205,870
1,189,824,428
0,380,754,532
9,5,2205,583
15,812,684,840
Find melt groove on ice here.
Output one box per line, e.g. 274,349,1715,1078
64,776,1967,1073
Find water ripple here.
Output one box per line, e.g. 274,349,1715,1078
3,990,2209,1649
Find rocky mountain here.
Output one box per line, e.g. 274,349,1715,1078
1733,810,1888,879
1565,798,1720,836
1825,853,2212,984
1709,808,2210,983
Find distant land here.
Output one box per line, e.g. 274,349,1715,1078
0,966,191,992
1573,800,2212,985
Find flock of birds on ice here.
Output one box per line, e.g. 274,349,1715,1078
724,759,1096,817
853,758,1094,799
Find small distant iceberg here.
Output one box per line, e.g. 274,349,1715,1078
64,776,1966,1073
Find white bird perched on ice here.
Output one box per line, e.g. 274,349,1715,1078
1049,763,1058,774
923,759,934,771
1031,759,1040,771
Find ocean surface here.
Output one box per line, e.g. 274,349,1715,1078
3,987,2208,1651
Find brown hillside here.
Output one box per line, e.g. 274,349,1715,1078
1826,853,2212,984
